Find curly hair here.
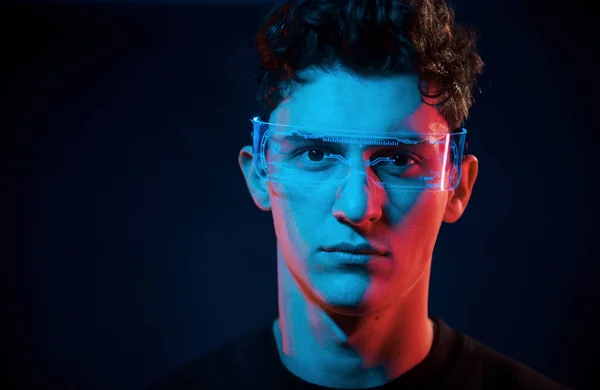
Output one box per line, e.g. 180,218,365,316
254,0,484,130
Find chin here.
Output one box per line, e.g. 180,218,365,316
313,275,391,316
320,296,390,317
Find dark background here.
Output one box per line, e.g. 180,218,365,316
4,0,598,389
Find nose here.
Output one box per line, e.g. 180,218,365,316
332,171,385,231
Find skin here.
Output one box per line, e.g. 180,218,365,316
239,67,478,388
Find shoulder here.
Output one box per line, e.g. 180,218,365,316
148,323,274,390
457,335,572,390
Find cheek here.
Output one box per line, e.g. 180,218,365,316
386,191,447,262
269,185,333,265
387,190,447,229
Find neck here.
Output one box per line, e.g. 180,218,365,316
274,246,435,389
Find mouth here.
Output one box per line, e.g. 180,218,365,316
321,243,389,257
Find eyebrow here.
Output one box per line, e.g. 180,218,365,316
270,131,434,145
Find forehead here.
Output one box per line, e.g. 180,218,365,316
269,69,449,134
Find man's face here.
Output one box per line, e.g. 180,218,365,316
241,69,473,315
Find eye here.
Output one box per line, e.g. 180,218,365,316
294,147,333,163
392,154,417,167
369,151,420,168
305,149,326,162
292,146,341,170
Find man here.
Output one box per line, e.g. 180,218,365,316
152,0,571,389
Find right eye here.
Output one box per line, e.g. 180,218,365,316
293,147,338,170
303,148,326,162
294,147,333,162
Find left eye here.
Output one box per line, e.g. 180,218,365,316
391,154,417,167
369,153,419,168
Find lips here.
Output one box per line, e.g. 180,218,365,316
321,243,388,257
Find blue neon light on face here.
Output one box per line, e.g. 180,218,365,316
261,70,457,313
252,121,466,192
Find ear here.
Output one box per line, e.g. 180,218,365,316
443,154,478,223
238,145,271,211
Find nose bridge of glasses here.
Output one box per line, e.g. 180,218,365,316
336,164,384,190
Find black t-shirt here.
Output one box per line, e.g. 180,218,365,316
150,317,571,389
